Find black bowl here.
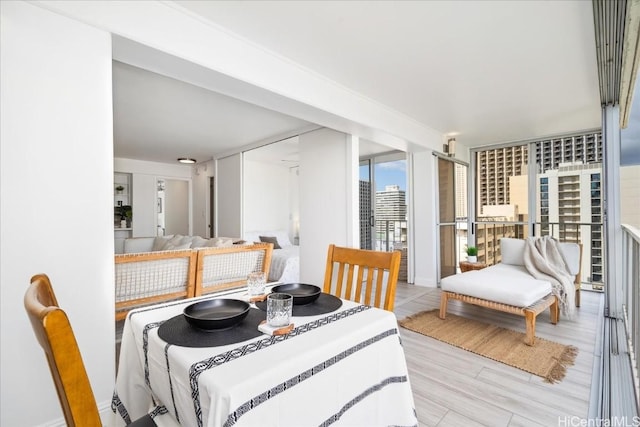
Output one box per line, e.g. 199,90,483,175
183,299,250,330
271,283,321,305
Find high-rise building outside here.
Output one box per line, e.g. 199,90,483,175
455,165,468,219
375,185,407,251
359,180,372,249
537,163,603,287
474,132,603,289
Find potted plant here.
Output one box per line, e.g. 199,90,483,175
466,245,478,263
115,185,125,194
122,205,132,228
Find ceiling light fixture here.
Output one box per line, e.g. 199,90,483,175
177,158,196,164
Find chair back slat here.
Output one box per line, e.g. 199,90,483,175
24,274,102,427
355,267,366,305
323,244,402,311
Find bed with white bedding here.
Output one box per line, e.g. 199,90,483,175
244,230,300,283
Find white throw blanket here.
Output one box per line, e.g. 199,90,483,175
523,236,576,319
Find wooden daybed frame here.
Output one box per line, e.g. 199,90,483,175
439,292,559,346
439,244,582,346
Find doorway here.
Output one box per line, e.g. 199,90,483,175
359,152,408,280
156,178,189,236
209,176,215,238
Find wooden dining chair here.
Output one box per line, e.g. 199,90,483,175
24,274,156,427
194,242,273,296
323,244,402,311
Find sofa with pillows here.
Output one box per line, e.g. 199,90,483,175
120,234,242,254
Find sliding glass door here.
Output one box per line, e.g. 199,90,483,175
436,156,469,280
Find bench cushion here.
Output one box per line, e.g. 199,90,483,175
440,263,552,307
499,238,580,276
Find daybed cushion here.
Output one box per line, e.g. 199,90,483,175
440,263,552,307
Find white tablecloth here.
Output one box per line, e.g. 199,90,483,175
112,288,417,427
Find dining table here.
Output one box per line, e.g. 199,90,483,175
112,285,417,427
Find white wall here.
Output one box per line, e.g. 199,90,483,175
1,2,115,425
132,173,158,237
299,128,357,285
290,167,300,241
164,179,190,235
217,154,243,238
243,160,291,235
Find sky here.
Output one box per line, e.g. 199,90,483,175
360,159,407,192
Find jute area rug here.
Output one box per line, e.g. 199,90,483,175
398,309,578,383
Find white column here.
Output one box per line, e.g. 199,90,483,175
603,105,623,316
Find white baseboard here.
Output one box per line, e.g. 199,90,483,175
35,400,113,426
412,276,438,287
35,416,65,427
99,399,113,426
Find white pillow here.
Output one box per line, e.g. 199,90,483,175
558,242,581,275
164,241,192,251
500,238,526,266
153,235,188,251
152,236,172,251
204,237,234,247
190,236,209,248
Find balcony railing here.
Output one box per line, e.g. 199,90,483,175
372,220,408,281
622,224,640,408
373,220,407,252
473,220,605,291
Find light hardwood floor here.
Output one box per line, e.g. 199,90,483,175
393,282,602,427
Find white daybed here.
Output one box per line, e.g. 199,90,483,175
244,230,300,283
439,237,582,345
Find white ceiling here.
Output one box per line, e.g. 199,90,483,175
113,61,311,164
113,1,605,165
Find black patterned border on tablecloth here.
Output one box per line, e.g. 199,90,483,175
111,391,133,425
142,321,164,388
164,343,181,423
319,376,414,427
223,328,400,427
111,391,168,425
189,304,372,427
